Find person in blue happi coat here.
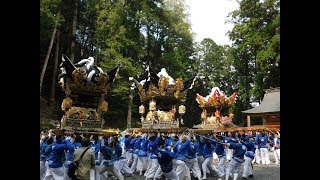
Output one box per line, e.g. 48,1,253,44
63,134,82,180
186,134,202,180
156,138,179,180
225,138,246,180
43,134,70,180
242,137,256,179
99,135,124,180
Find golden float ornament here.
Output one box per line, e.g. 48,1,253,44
207,116,216,124
215,109,221,118
173,78,184,99
229,113,234,119
139,105,145,114
159,76,169,96
72,68,87,88
196,94,207,108
146,111,154,120
129,67,196,129
61,97,73,112
201,109,207,120
179,105,186,115
194,87,238,129
98,100,108,112
149,100,156,111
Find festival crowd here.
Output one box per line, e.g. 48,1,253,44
40,129,280,180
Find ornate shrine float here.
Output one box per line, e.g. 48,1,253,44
58,55,120,133
130,67,196,131
193,87,238,133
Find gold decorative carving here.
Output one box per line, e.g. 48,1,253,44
159,77,169,96
61,97,73,112
65,107,99,120
139,105,145,114
98,100,108,112
173,78,184,99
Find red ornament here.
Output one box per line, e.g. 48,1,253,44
214,89,220,100
171,106,176,114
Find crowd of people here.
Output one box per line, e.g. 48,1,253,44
40,129,280,180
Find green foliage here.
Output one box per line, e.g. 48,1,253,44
40,0,63,59
193,39,236,95
228,0,280,105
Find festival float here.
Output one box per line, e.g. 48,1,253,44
129,67,196,130
193,87,238,131
58,55,120,133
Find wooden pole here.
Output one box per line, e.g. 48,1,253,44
127,87,133,129
247,115,251,127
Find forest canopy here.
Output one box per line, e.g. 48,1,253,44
40,0,279,130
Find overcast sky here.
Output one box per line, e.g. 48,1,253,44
185,0,239,46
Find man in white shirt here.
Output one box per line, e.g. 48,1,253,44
273,134,280,164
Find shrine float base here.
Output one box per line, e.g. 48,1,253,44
192,124,280,134
130,127,188,133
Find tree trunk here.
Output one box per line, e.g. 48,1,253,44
81,30,89,57
95,52,98,66
91,44,94,56
50,29,60,106
40,19,58,95
244,55,251,109
127,92,133,129
147,25,151,65
70,0,79,63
